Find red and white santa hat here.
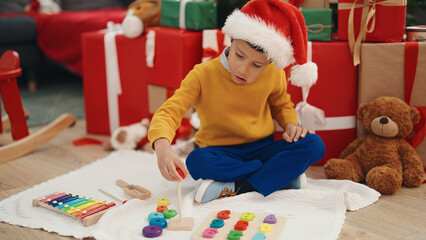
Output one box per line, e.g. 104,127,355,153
222,0,317,88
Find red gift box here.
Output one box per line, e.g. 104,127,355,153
282,41,358,165
145,27,202,89
337,0,406,66
82,27,202,135
82,31,150,135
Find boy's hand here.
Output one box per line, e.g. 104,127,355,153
282,123,313,143
153,138,189,182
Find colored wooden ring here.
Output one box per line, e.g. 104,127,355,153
142,225,162,238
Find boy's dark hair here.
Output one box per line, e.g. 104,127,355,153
246,41,265,53
231,38,265,53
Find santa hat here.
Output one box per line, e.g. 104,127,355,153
222,0,317,88
288,0,306,8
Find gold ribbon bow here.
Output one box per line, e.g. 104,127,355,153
339,0,405,66
306,24,333,34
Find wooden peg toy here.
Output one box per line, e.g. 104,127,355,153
116,179,151,200
191,211,286,239
167,168,194,231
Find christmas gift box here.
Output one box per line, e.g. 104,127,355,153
145,27,203,89
148,84,175,115
406,26,426,42
301,8,333,42
82,26,202,135
283,41,358,165
202,29,231,62
82,29,150,135
148,84,193,117
358,42,426,167
282,0,330,9
337,0,406,66
147,84,194,140
300,0,330,8
161,0,217,31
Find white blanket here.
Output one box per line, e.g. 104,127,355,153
0,150,380,240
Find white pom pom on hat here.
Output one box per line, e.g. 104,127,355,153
222,0,317,88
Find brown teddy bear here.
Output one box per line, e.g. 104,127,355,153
324,96,424,195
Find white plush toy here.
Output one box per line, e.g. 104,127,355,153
121,0,161,38
25,0,61,14
39,0,60,13
108,118,150,150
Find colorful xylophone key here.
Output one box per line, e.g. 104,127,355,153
57,196,87,209
50,194,80,207
72,201,108,217
40,192,67,203
33,192,116,226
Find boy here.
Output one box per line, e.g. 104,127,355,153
148,0,325,203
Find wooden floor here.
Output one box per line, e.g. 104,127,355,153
0,119,425,240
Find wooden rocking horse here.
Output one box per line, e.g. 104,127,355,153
0,50,76,163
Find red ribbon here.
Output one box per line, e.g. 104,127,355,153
72,137,104,146
202,30,226,61
404,42,426,149
203,47,221,60
27,0,40,13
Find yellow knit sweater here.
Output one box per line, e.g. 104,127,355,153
148,57,298,148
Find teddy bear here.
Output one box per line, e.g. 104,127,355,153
121,0,161,38
324,96,424,195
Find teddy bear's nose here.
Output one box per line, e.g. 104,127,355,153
379,117,389,124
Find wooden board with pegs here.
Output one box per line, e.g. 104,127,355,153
168,168,194,231
33,192,116,226
192,210,286,240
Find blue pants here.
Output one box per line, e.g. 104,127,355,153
186,134,325,196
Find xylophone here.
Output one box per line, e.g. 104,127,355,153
32,192,116,226
192,210,286,240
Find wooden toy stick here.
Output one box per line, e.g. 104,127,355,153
177,181,183,222
98,189,127,204
168,168,194,231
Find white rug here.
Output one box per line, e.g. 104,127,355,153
0,150,380,240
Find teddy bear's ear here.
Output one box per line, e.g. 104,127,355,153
410,107,420,124
357,103,369,121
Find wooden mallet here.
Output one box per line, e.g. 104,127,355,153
167,168,194,231
115,179,151,200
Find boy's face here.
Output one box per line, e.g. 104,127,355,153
228,39,270,84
